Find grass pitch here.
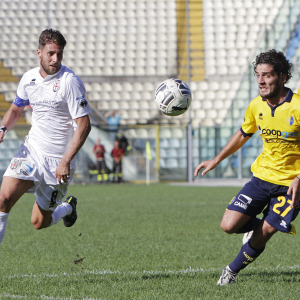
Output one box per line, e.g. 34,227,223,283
1,183,300,299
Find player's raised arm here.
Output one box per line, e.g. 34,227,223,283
0,103,25,143
194,129,251,177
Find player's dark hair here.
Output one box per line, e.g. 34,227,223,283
253,49,292,83
39,29,67,48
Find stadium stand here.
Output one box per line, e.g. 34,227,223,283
1,0,300,180
0,0,288,129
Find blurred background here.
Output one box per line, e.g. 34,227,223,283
0,0,300,183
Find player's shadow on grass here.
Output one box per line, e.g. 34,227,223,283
243,270,300,283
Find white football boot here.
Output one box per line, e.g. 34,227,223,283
217,266,237,286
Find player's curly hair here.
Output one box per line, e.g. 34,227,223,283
39,28,67,48
253,49,292,83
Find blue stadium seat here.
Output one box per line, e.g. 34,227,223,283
166,158,178,169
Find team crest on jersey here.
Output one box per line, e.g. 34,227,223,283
259,113,263,120
53,79,61,92
286,116,294,126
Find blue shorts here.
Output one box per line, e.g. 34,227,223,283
227,177,300,233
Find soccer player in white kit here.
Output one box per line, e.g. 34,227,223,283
0,29,91,245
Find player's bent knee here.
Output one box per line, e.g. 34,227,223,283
31,216,47,230
220,220,237,234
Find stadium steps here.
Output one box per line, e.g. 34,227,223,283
0,61,19,82
0,62,27,125
177,0,205,81
0,94,28,126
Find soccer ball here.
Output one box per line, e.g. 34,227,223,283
154,78,192,116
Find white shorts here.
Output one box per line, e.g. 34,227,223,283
4,141,74,211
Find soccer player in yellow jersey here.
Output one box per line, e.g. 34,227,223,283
195,50,300,285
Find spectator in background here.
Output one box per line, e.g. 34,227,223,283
116,130,131,155
93,138,108,183
111,140,124,183
105,111,121,132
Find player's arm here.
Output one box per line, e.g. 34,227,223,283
55,115,91,184
0,103,25,143
194,129,251,177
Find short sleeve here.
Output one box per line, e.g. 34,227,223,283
65,74,91,119
14,75,30,107
241,103,258,137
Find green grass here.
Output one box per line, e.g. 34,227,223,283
1,183,300,299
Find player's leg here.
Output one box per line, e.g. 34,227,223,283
0,177,34,243
218,220,276,286
31,174,77,229
218,182,298,286
220,210,251,233
220,177,269,235
220,209,262,245
228,219,276,272
31,202,54,229
217,177,272,285
31,196,76,229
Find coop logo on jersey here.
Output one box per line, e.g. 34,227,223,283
261,128,298,139
286,116,294,126
53,79,61,92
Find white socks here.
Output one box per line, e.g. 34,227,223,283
0,212,9,244
49,202,72,227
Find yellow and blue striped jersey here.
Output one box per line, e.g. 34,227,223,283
241,89,300,186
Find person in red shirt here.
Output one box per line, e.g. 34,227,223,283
93,138,108,183
111,140,124,183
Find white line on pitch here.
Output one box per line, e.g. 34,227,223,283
3,265,300,280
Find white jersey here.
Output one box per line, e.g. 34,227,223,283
14,65,91,162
